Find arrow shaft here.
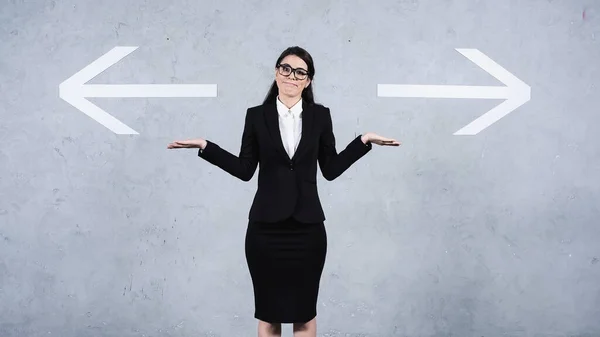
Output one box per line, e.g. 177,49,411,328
377,84,511,99
80,84,218,97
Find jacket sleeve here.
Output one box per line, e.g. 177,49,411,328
318,107,372,181
197,108,259,181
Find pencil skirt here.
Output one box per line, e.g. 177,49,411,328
245,216,327,323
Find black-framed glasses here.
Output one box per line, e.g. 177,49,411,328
277,63,309,80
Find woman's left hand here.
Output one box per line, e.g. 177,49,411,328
362,132,401,146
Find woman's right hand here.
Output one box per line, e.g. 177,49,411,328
167,138,207,150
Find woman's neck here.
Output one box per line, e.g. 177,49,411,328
278,95,301,109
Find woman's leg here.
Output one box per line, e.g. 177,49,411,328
293,317,316,337
258,319,282,337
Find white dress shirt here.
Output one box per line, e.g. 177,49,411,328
276,96,303,159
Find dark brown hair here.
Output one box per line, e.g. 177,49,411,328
262,46,316,105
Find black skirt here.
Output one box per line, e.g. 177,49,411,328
245,216,327,323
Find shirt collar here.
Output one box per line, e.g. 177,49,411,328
276,96,303,118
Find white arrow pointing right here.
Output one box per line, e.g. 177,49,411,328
378,48,531,135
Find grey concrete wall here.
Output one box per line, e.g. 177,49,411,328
1,0,599,336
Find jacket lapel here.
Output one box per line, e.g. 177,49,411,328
264,99,315,161
264,101,288,159
292,100,314,161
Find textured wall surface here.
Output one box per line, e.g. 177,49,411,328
1,0,599,336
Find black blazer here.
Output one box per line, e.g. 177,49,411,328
198,100,372,223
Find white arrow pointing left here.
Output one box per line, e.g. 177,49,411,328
59,46,218,134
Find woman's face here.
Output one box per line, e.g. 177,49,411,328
275,55,311,99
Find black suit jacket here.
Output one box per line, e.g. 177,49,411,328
198,100,372,223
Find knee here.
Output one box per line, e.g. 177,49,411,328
259,320,281,333
293,317,315,331
293,322,308,332
270,324,282,334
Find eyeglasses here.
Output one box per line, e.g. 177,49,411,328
277,63,309,80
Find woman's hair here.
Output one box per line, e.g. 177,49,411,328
262,46,316,105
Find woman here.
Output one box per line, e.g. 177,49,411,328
168,46,399,337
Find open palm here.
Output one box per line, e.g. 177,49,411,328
366,133,401,146
167,138,206,149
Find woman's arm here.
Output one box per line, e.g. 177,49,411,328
197,109,259,181
318,108,372,181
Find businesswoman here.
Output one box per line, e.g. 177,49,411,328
168,46,399,337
